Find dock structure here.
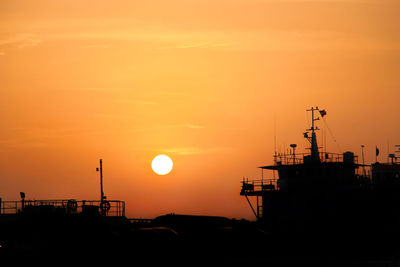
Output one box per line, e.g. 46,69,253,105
0,159,125,217
0,198,125,217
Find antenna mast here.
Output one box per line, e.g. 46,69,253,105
305,107,325,162
274,114,277,163
307,106,320,134
96,159,105,202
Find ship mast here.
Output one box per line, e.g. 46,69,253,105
305,107,322,162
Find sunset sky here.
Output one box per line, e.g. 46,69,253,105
1,0,399,219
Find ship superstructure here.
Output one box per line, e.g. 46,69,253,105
240,107,398,233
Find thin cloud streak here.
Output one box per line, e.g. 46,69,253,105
157,42,233,50
160,146,231,156
0,33,42,48
183,124,205,129
2,20,398,54
2,28,396,53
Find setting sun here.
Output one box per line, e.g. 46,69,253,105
151,155,173,175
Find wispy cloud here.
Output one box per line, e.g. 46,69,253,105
0,33,42,48
182,124,204,129
0,138,49,149
160,146,229,155
81,44,111,49
157,42,233,50
149,123,205,130
0,27,233,52
133,100,159,105
0,127,79,149
47,27,399,52
110,98,159,106
131,123,205,131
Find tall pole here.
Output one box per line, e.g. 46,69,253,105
361,145,366,176
307,107,320,162
311,107,314,132
100,159,104,202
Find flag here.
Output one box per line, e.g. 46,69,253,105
376,146,380,156
319,109,327,117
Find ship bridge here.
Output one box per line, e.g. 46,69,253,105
240,107,370,222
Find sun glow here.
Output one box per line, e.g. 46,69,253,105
151,155,173,175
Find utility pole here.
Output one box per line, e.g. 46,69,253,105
96,159,105,202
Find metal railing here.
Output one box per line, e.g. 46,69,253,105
0,200,19,215
274,152,359,166
128,218,153,224
0,199,125,217
241,178,278,194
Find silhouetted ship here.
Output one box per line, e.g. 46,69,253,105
240,107,400,234
239,107,400,265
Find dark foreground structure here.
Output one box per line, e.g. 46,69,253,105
0,202,271,265
1,108,400,265
240,107,400,266
2,205,400,266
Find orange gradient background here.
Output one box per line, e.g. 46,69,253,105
0,0,399,219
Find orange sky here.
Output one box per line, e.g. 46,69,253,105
0,0,399,219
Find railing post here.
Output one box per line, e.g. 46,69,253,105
256,195,259,218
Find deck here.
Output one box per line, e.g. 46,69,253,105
0,199,125,217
